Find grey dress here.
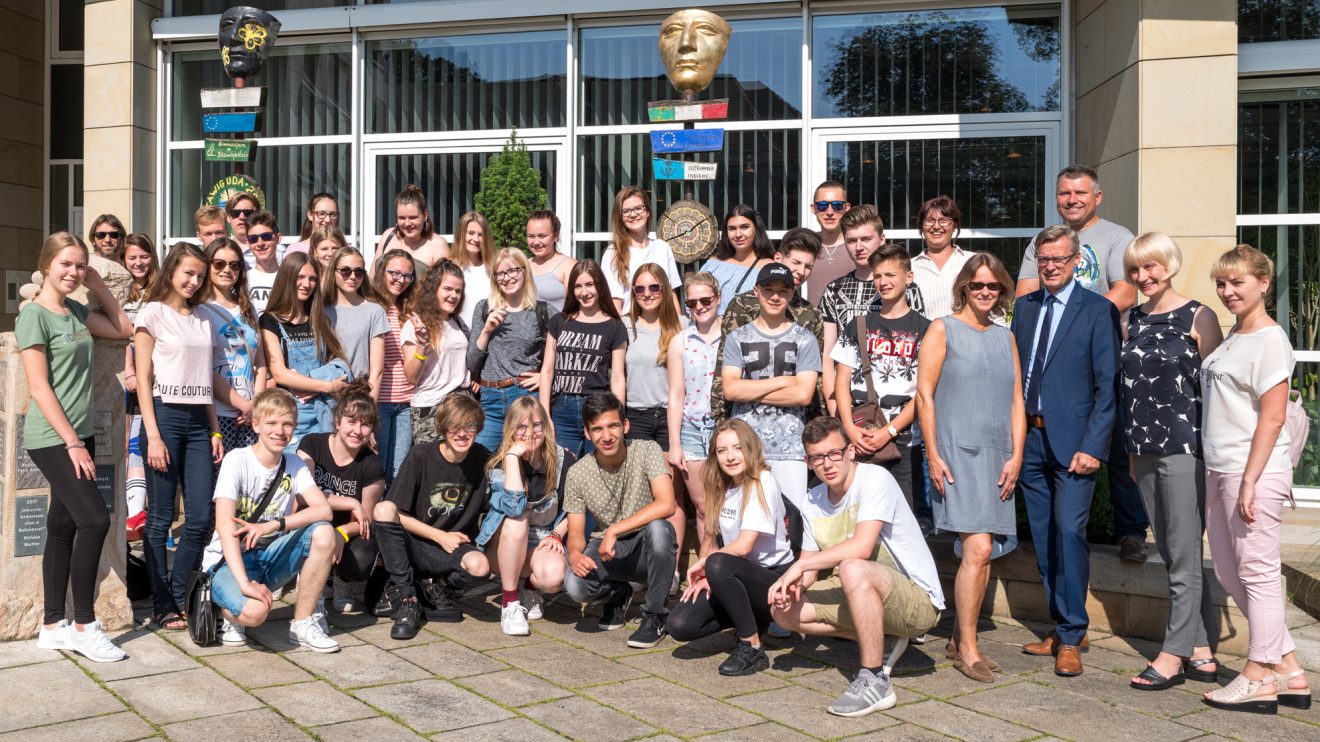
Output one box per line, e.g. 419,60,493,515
931,316,1017,535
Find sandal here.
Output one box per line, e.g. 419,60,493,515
1203,673,1277,714
154,611,187,631
1131,664,1185,691
945,640,1000,672
1183,656,1219,683
1275,669,1312,710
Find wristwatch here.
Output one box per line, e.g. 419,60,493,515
886,425,899,439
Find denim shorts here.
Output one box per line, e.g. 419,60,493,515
680,419,715,461
211,522,328,616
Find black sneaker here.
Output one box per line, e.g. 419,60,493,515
422,582,464,623
390,596,426,640
627,613,667,648
373,584,401,618
719,641,769,676
598,586,633,631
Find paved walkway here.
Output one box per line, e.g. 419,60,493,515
1,588,1316,741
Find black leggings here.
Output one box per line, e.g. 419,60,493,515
667,552,790,642
29,439,110,625
335,534,379,583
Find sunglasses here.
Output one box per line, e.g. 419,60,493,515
94,231,122,240
633,284,663,296
684,296,716,310
230,208,255,219
814,200,846,213
210,258,241,273
335,267,367,279
968,281,1004,293
246,233,277,244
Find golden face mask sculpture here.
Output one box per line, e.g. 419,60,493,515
218,6,282,79
658,9,732,94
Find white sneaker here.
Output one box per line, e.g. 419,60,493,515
270,584,286,601
521,589,544,621
36,620,69,650
313,597,329,635
333,577,359,614
670,571,681,598
220,619,247,647
65,621,127,663
501,602,530,636
289,616,340,653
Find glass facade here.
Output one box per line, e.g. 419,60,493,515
1239,0,1320,43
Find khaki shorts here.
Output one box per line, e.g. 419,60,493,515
803,562,940,638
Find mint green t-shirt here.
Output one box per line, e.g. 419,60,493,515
15,300,94,449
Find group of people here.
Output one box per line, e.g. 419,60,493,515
17,168,1309,719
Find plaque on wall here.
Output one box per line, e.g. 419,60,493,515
94,411,113,460
96,464,116,512
15,495,47,557
13,418,48,490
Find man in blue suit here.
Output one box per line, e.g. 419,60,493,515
1010,224,1120,677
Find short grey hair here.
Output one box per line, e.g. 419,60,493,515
1057,165,1100,191
1035,224,1079,255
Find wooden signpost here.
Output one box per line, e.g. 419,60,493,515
204,139,255,162
648,98,729,122
650,129,725,154
200,85,264,165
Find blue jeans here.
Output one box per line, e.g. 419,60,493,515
551,394,592,458
376,401,413,484
211,523,330,616
144,400,215,614
476,384,532,451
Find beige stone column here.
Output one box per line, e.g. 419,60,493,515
84,0,161,238
1074,0,1237,320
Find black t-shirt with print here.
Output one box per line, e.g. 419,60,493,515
548,314,628,397
297,432,386,527
386,442,492,535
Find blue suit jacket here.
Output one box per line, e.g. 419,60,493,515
1010,285,1121,467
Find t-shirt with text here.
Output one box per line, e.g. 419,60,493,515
135,301,214,404
248,269,277,316
829,309,931,446
386,442,491,535
723,322,822,460
298,432,385,528
548,314,628,397
718,470,793,568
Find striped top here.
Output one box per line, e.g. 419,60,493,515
911,246,974,320
379,304,414,403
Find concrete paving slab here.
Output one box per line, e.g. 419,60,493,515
312,717,427,742
423,613,548,651
489,642,647,687
952,681,1204,742
351,679,512,734
0,640,61,669
520,696,657,742
107,666,261,724
391,638,509,678
727,684,902,739
252,680,377,726
349,617,443,648
430,717,571,741
158,630,248,657
1176,706,1320,741
455,668,574,707
618,644,790,699
530,612,679,658
74,629,196,682
0,661,125,732
0,711,151,742
161,708,312,741
1033,665,1209,718
285,642,430,688
203,649,315,688
845,723,959,741
886,699,1039,741
693,721,818,741
582,677,762,737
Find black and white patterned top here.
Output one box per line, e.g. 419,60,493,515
1121,300,1204,456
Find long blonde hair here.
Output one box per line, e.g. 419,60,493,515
629,262,682,365
488,247,538,312
609,186,649,286
701,419,772,539
486,396,560,489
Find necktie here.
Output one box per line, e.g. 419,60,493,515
1025,295,1055,416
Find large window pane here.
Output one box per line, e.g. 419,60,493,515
1239,1,1320,43
577,129,800,237
1239,91,1320,215
580,18,802,126
367,31,567,133
50,66,83,160
170,144,351,238
173,0,351,14
1238,225,1320,351
372,150,556,238
813,6,1060,118
172,44,352,140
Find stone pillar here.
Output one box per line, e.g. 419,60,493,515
1074,0,1237,319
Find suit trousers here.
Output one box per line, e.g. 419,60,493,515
1020,427,1096,645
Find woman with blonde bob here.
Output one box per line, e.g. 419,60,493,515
667,419,793,676
1199,245,1309,713
1120,232,1223,691
476,396,576,636
467,247,553,450
917,251,1023,682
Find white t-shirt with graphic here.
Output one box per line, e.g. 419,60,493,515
1201,325,1295,474
247,268,278,316
202,447,317,569
718,471,793,568
134,302,214,404
723,321,822,460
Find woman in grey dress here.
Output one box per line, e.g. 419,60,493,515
917,252,1025,683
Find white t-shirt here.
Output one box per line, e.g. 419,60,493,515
602,238,681,313
402,316,469,406
1201,325,1295,474
248,269,278,316
718,471,793,569
202,447,317,569
134,302,214,404
461,263,493,330
799,463,945,610
911,246,973,320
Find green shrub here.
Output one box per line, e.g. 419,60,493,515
473,130,548,249
1012,465,1117,545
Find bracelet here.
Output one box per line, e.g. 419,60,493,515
276,516,286,532
210,431,223,439
548,532,563,543
413,352,429,361
65,440,86,450
335,526,350,543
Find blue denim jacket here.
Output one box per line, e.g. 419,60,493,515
476,447,567,548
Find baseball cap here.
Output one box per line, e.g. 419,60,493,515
755,262,793,288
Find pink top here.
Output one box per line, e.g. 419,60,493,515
379,305,414,403
135,302,214,404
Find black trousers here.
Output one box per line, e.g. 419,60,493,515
667,552,790,642
336,535,379,583
28,439,110,625
374,519,478,599
625,406,670,451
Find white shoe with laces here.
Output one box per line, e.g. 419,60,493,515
36,619,69,650
521,589,544,621
501,602,530,636
332,578,359,613
313,597,329,634
65,621,127,663
221,619,247,647
289,616,340,653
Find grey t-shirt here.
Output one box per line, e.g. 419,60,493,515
625,319,671,408
1019,218,1132,294
723,321,822,460
326,301,390,379
466,299,556,381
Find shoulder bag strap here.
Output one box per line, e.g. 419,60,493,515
733,261,758,295
243,456,288,523
856,314,879,406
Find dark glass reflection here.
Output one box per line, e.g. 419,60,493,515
174,0,350,14
1239,0,1320,43
813,7,1060,118
373,150,556,237
1239,92,1320,215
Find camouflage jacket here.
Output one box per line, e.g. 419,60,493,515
709,289,827,422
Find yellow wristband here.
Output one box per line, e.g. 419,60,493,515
335,526,350,543
210,432,223,439
413,352,429,362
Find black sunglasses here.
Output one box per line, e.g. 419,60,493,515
814,200,846,213
335,267,367,279
230,208,255,219
684,296,715,310
210,258,241,273
633,284,663,296
968,281,1004,293
94,231,122,240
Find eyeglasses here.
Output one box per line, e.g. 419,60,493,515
1036,253,1078,267
621,205,648,218
515,421,547,434
967,281,1003,294
312,210,339,221
335,267,367,280
246,233,277,244
210,258,241,273
633,283,663,296
923,218,953,228
684,295,716,310
385,269,415,283
94,231,121,240
229,209,255,219
494,266,524,281
814,200,846,213
806,447,848,467
446,423,481,436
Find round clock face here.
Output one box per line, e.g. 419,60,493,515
659,200,718,264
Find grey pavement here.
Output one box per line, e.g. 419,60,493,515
0,586,1316,741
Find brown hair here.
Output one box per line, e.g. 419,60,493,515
434,393,485,440
225,192,260,216
629,263,682,366
813,180,848,201
609,186,650,286
778,227,822,258
322,246,379,305
37,231,87,275
801,415,847,448
950,252,1015,317
246,210,280,234
122,232,159,304
265,252,346,364
372,248,419,314
840,204,884,235
701,419,771,539
395,184,435,241
299,192,337,241
206,237,257,327
415,258,465,338
562,259,620,320
451,211,494,270
308,225,347,256
868,242,911,274
144,242,210,308
88,214,127,258
332,378,379,429
917,195,962,242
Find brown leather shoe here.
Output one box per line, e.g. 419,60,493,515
1022,631,1090,656
1055,645,1083,676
